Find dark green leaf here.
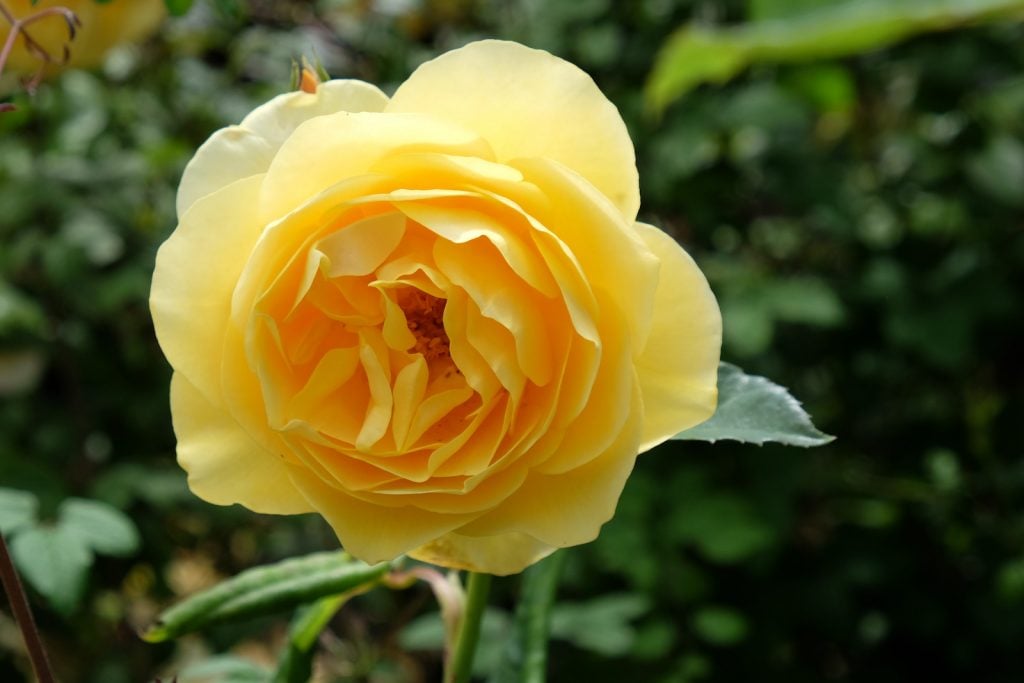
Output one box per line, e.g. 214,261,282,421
549,594,650,657
401,608,510,677
58,497,140,557
692,606,749,646
491,551,567,683
674,363,834,446
179,655,271,682
667,493,776,564
163,0,195,16
10,525,92,615
272,593,351,683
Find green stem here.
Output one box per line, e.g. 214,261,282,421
447,571,492,683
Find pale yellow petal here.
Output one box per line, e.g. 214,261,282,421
177,80,388,216
387,40,640,221
241,80,389,148
151,175,265,406
176,128,277,219
287,466,474,564
318,212,407,278
633,223,722,450
409,531,556,576
170,373,313,515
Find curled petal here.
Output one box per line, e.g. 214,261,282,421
633,223,721,449
171,373,313,515
409,531,556,576
178,80,388,216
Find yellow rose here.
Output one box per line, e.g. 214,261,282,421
151,40,721,575
1,0,164,75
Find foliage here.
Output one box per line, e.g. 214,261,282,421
1,0,1022,681
647,0,1024,110
674,362,834,445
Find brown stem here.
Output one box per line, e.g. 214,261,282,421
0,533,56,683
0,1,80,104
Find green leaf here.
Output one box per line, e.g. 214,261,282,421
967,135,1024,207
691,606,749,646
674,363,834,446
178,655,271,683
272,593,352,683
646,0,1024,111
9,525,92,615
401,608,511,677
491,551,567,683
666,493,776,564
164,0,195,16
58,497,140,557
0,487,38,535
144,551,391,642
549,594,650,657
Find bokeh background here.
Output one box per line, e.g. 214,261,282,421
1,0,1023,681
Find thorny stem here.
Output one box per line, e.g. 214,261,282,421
0,0,80,109
0,533,56,683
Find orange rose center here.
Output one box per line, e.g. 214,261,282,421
398,287,450,362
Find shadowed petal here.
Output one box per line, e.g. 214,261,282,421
171,373,313,514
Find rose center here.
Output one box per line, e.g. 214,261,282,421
398,288,450,362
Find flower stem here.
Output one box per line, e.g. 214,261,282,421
0,533,56,683
446,571,492,683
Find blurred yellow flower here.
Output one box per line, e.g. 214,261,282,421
1,0,164,75
150,40,721,575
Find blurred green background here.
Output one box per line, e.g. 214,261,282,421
1,0,1023,681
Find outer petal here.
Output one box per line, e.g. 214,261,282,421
633,223,721,450
409,532,556,576
177,80,389,216
286,466,475,564
387,40,640,221
151,175,265,405
171,373,313,514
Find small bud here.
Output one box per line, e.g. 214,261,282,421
299,65,319,94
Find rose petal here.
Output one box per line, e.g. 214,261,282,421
387,40,640,221
510,157,661,353
170,373,313,514
260,113,492,222
633,223,722,449
151,175,265,406
454,385,644,548
177,80,388,217
409,531,556,576
286,466,475,564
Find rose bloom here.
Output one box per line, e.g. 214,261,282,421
151,40,721,575
1,0,164,75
